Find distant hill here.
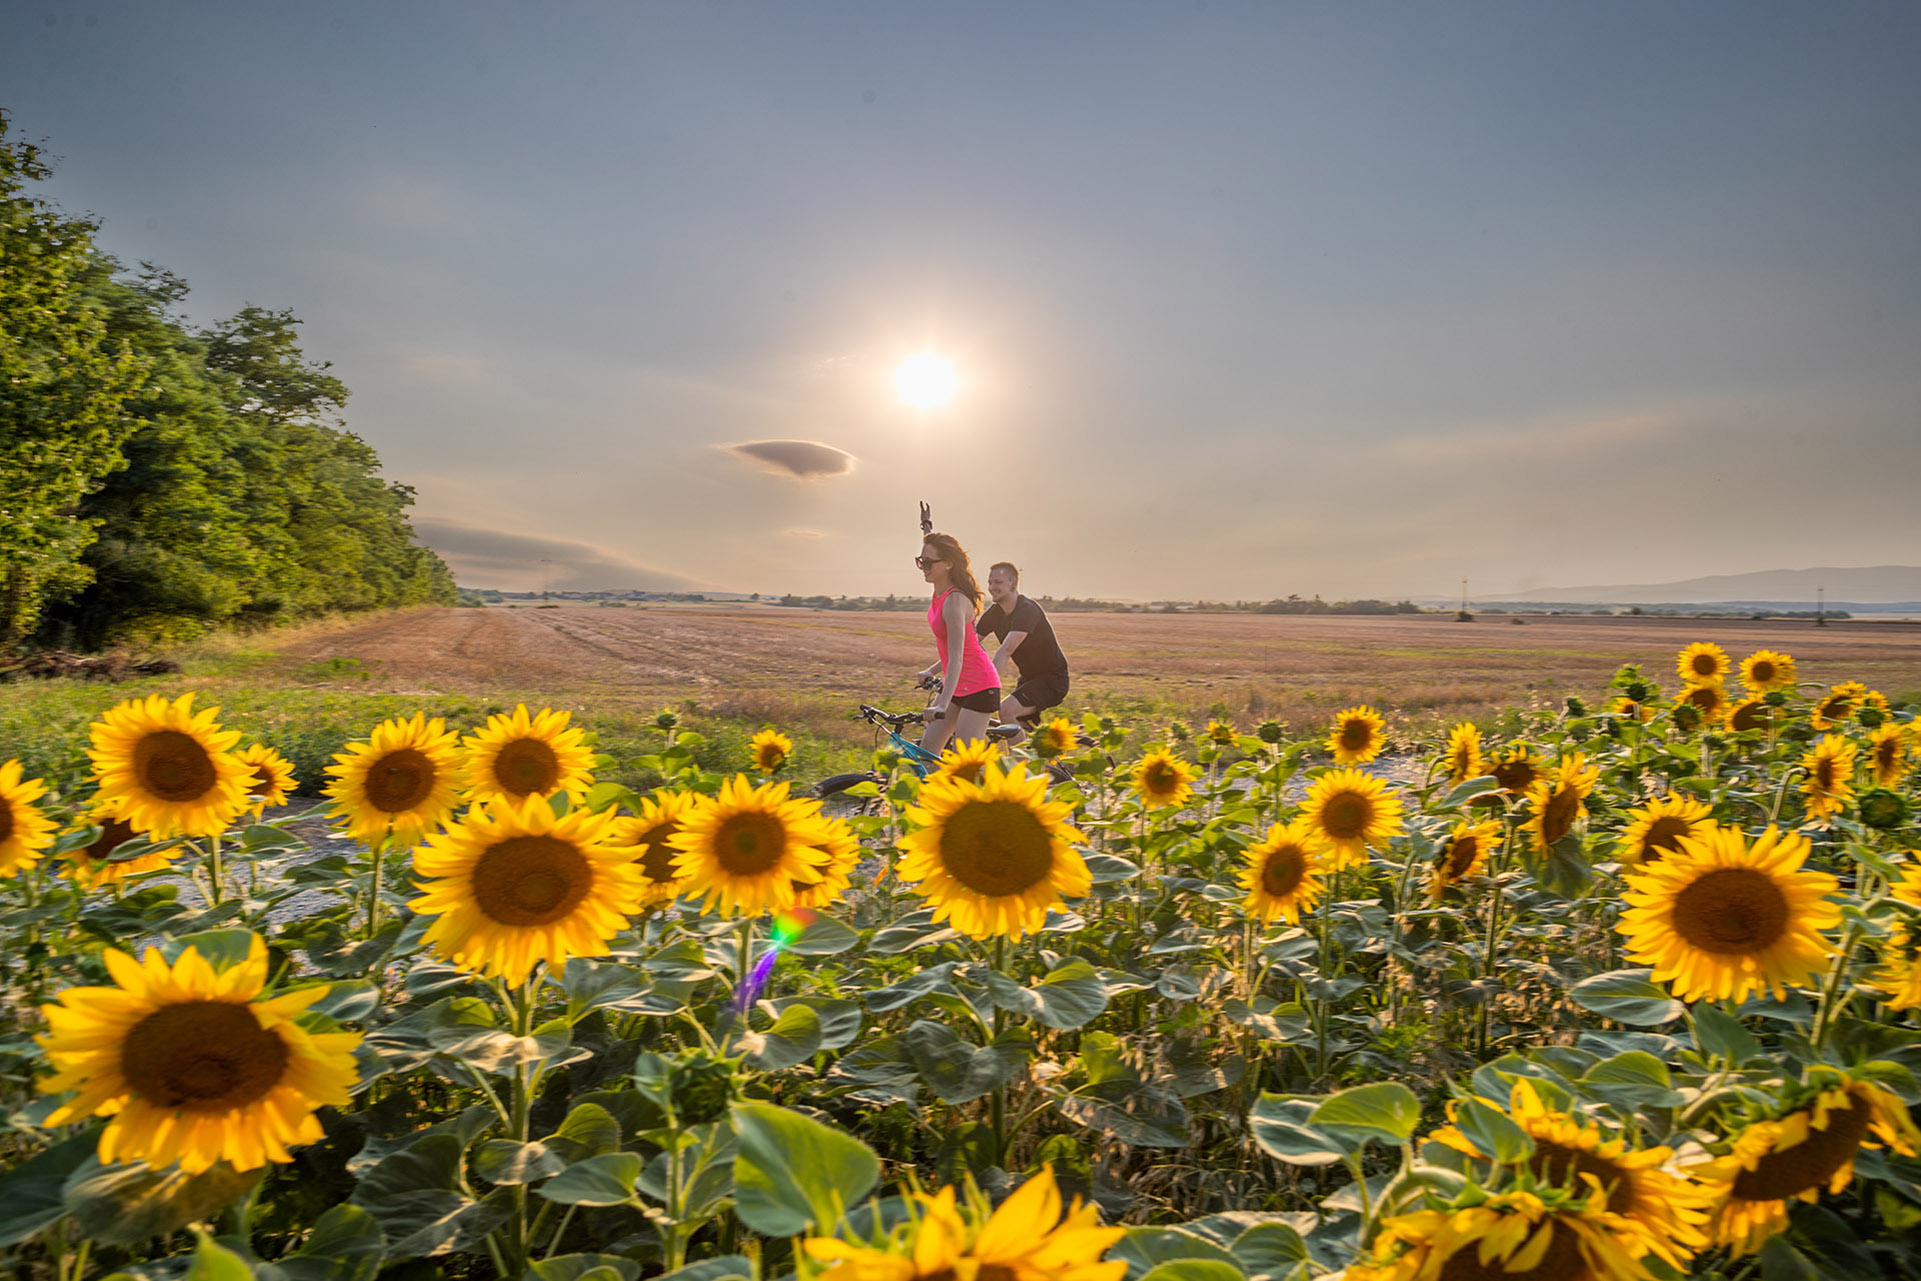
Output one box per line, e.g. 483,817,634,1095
1498,566,1921,605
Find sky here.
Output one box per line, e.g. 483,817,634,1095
7,1,1920,601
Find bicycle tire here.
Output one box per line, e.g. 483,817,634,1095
814,771,884,799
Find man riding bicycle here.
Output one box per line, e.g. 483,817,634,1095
977,561,1070,742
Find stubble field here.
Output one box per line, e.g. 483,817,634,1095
277,603,1921,744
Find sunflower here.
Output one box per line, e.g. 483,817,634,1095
1810,681,1868,731
670,775,835,918
1871,922,1921,1010
1615,795,1714,866
897,762,1088,940
929,738,1002,787
1345,1184,1656,1281
37,935,361,1174
1892,859,1921,908
1691,1069,1920,1255
608,789,702,907
1676,641,1731,686
1523,753,1601,853
1327,705,1386,765
1206,719,1237,746
750,728,794,775
411,794,645,983
325,712,464,845
1130,750,1195,810
461,704,595,804
0,759,58,876
236,743,297,818
1032,718,1078,760
1441,722,1484,787
1617,825,1839,1004
1799,733,1857,823
1489,744,1543,796
1739,649,1796,693
1427,1078,1712,1269
1868,724,1910,788
793,816,862,911
63,814,177,889
1300,768,1404,869
1678,682,1728,721
1238,818,1329,924
1609,696,1653,723
1724,696,1775,734
804,1165,1124,1281
1427,818,1501,899
87,692,252,840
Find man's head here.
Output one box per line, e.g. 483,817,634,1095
987,562,1019,603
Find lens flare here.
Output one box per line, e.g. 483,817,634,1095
734,906,818,1012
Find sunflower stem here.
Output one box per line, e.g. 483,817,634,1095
990,933,1009,1163
1811,920,1863,1049
207,832,225,906
365,828,389,939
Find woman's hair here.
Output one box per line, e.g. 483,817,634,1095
925,533,983,612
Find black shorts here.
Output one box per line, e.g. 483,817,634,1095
1010,673,1070,722
944,686,1002,714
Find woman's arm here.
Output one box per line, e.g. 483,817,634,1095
937,593,971,712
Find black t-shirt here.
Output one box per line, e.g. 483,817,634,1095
976,595,1068,681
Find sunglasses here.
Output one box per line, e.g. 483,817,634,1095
914,555,945,570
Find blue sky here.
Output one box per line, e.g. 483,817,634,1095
8,2,1919,599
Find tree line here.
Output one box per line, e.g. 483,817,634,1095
1,112,454,651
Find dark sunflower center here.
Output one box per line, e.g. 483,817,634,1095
0,799,13,845
1876,741,1899,771
714,812,788,876
1443,836,1480,878
493,738,561,796
946,761,987,784
472,835,592,925
757,744,786,768
1731,703,1770,732
1732,1097,1872,1202
1530,1140,1632,1214
122,1001,289,1111
1436,1223,1590,1281
1819,697,1850,723
246,763,276,797
1691,654,1719,677
364,747,437,813
1640,816,1694,859
938,800,1054,897
1261,846,1308,898
635,823,682,884
1144,762,1179,794
1686,686,1720,710
1339,721,1372,751
1671,867,1789,955
86,817,139,864
1493,760,1538,793
1814,757,1839,790
1320,794,1369,839
1751,661,1777,684
133,730,218,803
1540,786,1581,845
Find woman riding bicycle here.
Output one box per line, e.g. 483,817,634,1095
914,532,1001,755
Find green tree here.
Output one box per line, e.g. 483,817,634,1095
0,111,150,643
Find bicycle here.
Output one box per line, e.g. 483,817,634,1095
813,680,1062,810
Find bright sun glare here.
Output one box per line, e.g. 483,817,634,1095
894,352,957,410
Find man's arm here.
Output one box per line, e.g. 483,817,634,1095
990,630,1029,669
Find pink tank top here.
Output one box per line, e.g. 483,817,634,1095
928,589,999,698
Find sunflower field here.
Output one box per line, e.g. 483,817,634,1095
2,641,1920,1281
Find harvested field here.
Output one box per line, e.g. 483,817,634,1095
278,604,1921,742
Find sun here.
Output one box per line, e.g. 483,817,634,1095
895,352,957,409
